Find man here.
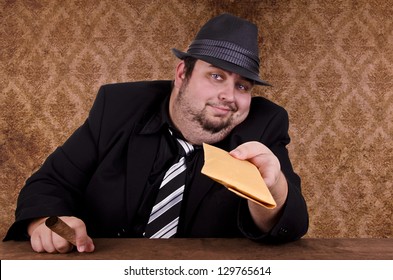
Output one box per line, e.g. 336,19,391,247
4,13,308,253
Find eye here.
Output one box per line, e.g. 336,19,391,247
237,82,252,92
211,73,223,80
238,84,247,91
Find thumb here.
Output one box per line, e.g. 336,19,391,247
75,229,95,253
229,141,266,160
72,220,95,253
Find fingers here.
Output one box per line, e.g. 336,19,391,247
30,222,73,253
52,232,75,253
29,216,94,253
29,225,46,253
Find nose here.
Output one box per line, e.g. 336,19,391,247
217,81,236,102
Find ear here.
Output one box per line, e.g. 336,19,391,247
174,60,186,89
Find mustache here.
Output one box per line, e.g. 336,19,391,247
207,101,238,112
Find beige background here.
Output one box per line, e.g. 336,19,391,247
1,0,392,239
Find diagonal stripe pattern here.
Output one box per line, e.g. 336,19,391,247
144,136,194,238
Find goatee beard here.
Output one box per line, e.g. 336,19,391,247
192,108,235,133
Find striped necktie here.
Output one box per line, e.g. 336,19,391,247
144,136,194,238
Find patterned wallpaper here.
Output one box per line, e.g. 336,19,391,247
1,0,392,239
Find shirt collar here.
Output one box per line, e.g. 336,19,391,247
139,94,191,144
138,93,205,153
138,94,183,136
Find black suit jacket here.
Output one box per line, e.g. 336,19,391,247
4,81,308,242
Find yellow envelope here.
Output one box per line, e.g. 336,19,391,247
201,143,276,209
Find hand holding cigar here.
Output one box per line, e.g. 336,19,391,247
27,216,94,253
45,216,77,246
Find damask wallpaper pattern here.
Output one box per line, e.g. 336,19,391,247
1,0,392,238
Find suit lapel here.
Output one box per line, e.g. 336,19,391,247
125,130,160,224
181,139,238,232
182,150,216,230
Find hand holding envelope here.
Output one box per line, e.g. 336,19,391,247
201,143,277,209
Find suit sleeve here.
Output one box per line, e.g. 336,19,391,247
237,106,309,243
3,86,107,240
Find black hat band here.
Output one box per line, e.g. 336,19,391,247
187,39,260,75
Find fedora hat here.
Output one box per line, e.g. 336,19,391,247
172,13,271,86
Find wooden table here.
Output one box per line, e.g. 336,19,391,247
1,238,392,260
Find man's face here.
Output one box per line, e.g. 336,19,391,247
170,60,253,144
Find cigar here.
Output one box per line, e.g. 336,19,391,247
45,216,77,246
